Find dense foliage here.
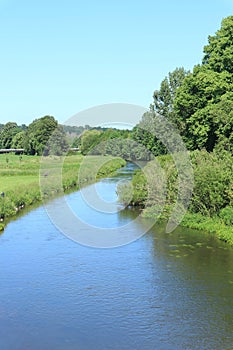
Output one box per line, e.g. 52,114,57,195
0,116,69,156
118,16,233,244
174,16,233,152
132,16,233,155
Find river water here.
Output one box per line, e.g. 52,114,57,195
0,163,233,349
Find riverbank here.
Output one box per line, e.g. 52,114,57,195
142,208,233,246
0,154,126,231
118,150,233,247
180,212,233,246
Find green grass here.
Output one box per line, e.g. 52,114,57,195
142,204,233,247
181,212,233,246
0,153,126,229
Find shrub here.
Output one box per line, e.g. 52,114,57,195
219,206,233,226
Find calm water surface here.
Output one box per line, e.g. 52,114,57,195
0,163,233,349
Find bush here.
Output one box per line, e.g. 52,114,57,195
219,206,233,226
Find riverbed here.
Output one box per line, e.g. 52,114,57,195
0,163,233,349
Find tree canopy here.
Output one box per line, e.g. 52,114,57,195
133,16,233,155
25,116,59,155
0,122,21,149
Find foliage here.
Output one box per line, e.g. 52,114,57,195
79,127,151,160
117,169,148,207
190,150,233,215
25,115,58,155
132,16,233,155
174,66,232,150
47,125,69,156
173,17,233,151
132,112,167,157
152,67,189,121
0,122,21,149
202,16,233,74
118,149,233,219
132,68,189,157
11,130,27,149
80,129,103,155
219,206,233,226
181,212,233,246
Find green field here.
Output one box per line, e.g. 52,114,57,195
0,153,126,230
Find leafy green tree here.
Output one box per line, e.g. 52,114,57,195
133,68,188,157
80,130,103,155
11,130,27,149
47,125,69,156
0,122,21,149
210,93,233,153
26,116,58,155
132,112,167,157
174,66,232,148
174,16,233,151
203,16,233,73
152,67,189,121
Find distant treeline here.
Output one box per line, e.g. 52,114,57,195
0,119,96,156
0,117,151,159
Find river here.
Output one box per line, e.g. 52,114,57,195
0,163,233,349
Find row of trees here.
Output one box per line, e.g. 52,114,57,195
0,116,69,156
0,116,149,159
133,16,233,155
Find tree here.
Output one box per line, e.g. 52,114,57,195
0,122,21,149
47,125,69,156
25,116,58,155
174,16,233,151
152,67,189,121
80,130,103,155
132,112,167,157
132,68,189,157
203,16,233,73
210,93,233,153
11,130,27,149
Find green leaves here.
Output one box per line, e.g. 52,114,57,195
152,67,189,121
203,16,233,73
25,116,58,155
0,122,21,149
173,16,233,151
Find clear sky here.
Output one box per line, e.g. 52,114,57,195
0,0,233,125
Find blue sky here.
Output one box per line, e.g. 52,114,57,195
0,0,233,125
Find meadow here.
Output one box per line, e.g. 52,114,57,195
0,153,126,230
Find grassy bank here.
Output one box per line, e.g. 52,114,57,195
180,212,233,246
0,153,126,230
142,207,233,246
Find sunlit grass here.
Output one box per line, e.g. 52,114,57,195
0,153,125,229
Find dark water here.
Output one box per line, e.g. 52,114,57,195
0,163,233,349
